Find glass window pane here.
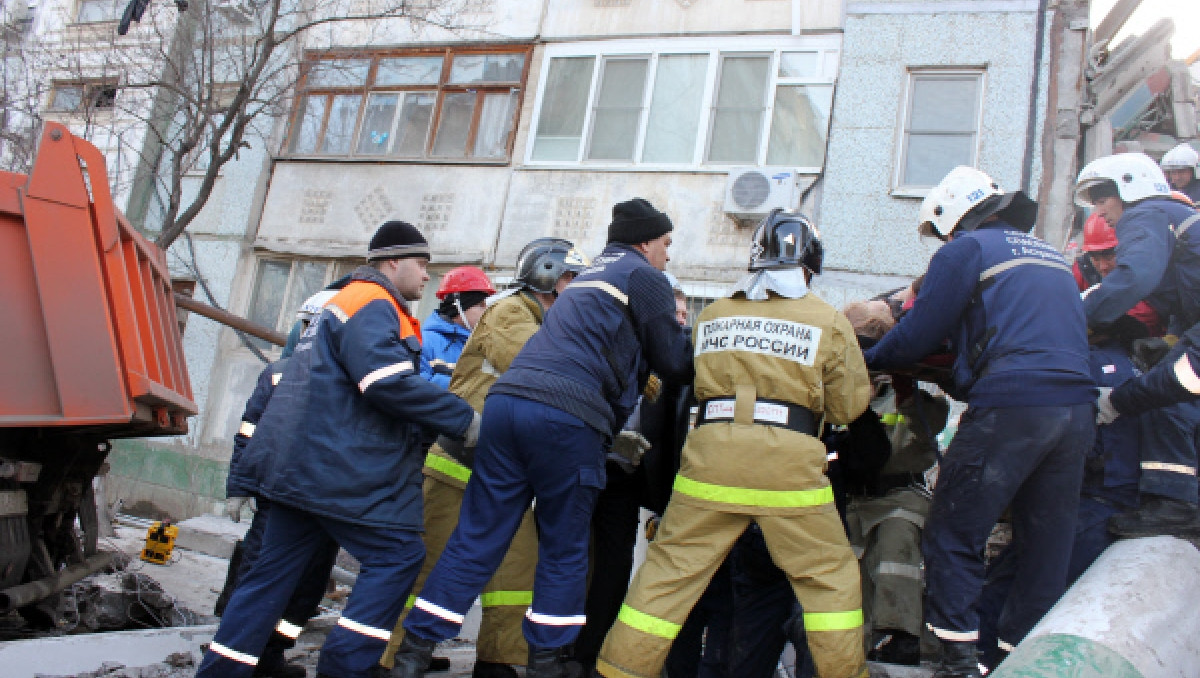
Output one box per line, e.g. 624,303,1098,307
319,94,361,154
431,92,476,158
473,92,518,159
290,96,327,154
282,261,329,330
904,134,976,186
246,260,291,333
587,58,648,161
642,54,708,163
375,57,444,85
779,52,819,78
766,84,834,167
76,0,118,22
715,56,769,106
909,76,979,132
356,93,399,155
306,59,371,88
531,57,596,161
708,56,769,163
392,92,435,157
51,86,84,112
450,53,525,84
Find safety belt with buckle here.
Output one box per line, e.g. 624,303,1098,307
696,396,817,436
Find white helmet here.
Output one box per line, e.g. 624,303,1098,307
1074,153,1172,207
918,166,1003,238
297,289,338,323
1161,143,1199,171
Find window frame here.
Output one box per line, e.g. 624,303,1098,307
284,46,532,164
74,0,120,23
243,256,359,351
47,80,120,114
892,67,987,196
526,35,841,172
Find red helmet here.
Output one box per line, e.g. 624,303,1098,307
436,266,495,300
1082,213,1118,252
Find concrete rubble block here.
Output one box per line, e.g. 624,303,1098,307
172,515,249,559
2,624,214,678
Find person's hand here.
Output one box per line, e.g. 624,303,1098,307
612,431,652,468
1096,387,1120,426
226,496,252,523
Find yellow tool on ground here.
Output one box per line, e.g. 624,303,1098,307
140,520,178,565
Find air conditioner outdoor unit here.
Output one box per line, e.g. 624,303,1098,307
723,167,801,221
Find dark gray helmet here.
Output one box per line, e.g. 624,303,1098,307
515,238,589,294
748,209,823,274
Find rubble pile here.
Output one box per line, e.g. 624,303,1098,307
35,651,197,678
61,571,199,633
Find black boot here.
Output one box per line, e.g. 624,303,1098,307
254,648,306,678
471,660,518,677
933,640,981,678
382,635,438,678
1108,494,1200,538
869,630,921,665
526,647,582,678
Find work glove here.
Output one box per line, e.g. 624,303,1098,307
644,515,661,541
611,430,651,472
1096,386,1120,426
226,496,253,523
642,374,663,403
1131,337,1171,373
463,411,483,448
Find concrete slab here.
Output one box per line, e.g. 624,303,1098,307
0,624,216,678
174,514,249,559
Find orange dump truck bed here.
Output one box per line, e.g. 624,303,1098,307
0,123,196,437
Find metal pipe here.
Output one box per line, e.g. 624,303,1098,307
0,552,115,613
173,293,287,347
1020,0,1049,194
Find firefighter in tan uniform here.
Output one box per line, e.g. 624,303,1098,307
596,210,872,678
380,238,588,677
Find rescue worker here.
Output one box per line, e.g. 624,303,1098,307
571,272,690,675
390,198,692,678
196,221,480,678
1072,213,1163,344
379,238,589,677
1074,153,1200,537
1161,142,1200,205
864,167,1095,678
1099,321,1200,416
596,209,872,678
420,266,496,388
215,289,342,678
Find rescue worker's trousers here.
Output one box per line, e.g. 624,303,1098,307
923,404,1091,654
1139,344,1200,503
196,504,424,678
223,498,339,661
404,395,606,650
853,490,929,640
595,502,867,678
380,474,538,667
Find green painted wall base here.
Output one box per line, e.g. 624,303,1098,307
991,634,1142,678
105,439,229,519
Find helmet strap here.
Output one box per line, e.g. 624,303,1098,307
454,297,474,332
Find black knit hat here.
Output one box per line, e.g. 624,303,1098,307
607,198,674,245
367,221,431,262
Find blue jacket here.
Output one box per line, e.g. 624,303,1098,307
225,359,287,498
1085,197,1200,331
491,243,693,436
1111,321,1200,414
865,221,1094,407
1181,179,1200,206
420,312,471,389
252,266,475,530
1083,343,1140,508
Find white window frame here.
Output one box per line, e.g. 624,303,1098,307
525,35,841,172
892,67,986,197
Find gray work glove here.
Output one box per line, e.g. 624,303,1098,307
463,411,483,448
612,431,652,470
226,496,253,523
1096,387,1119,426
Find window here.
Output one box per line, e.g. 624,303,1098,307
75,0,119,22
48,82,119,113
529,38,839,169
896,69,984,190
287,48,530,162
245,257,358,349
